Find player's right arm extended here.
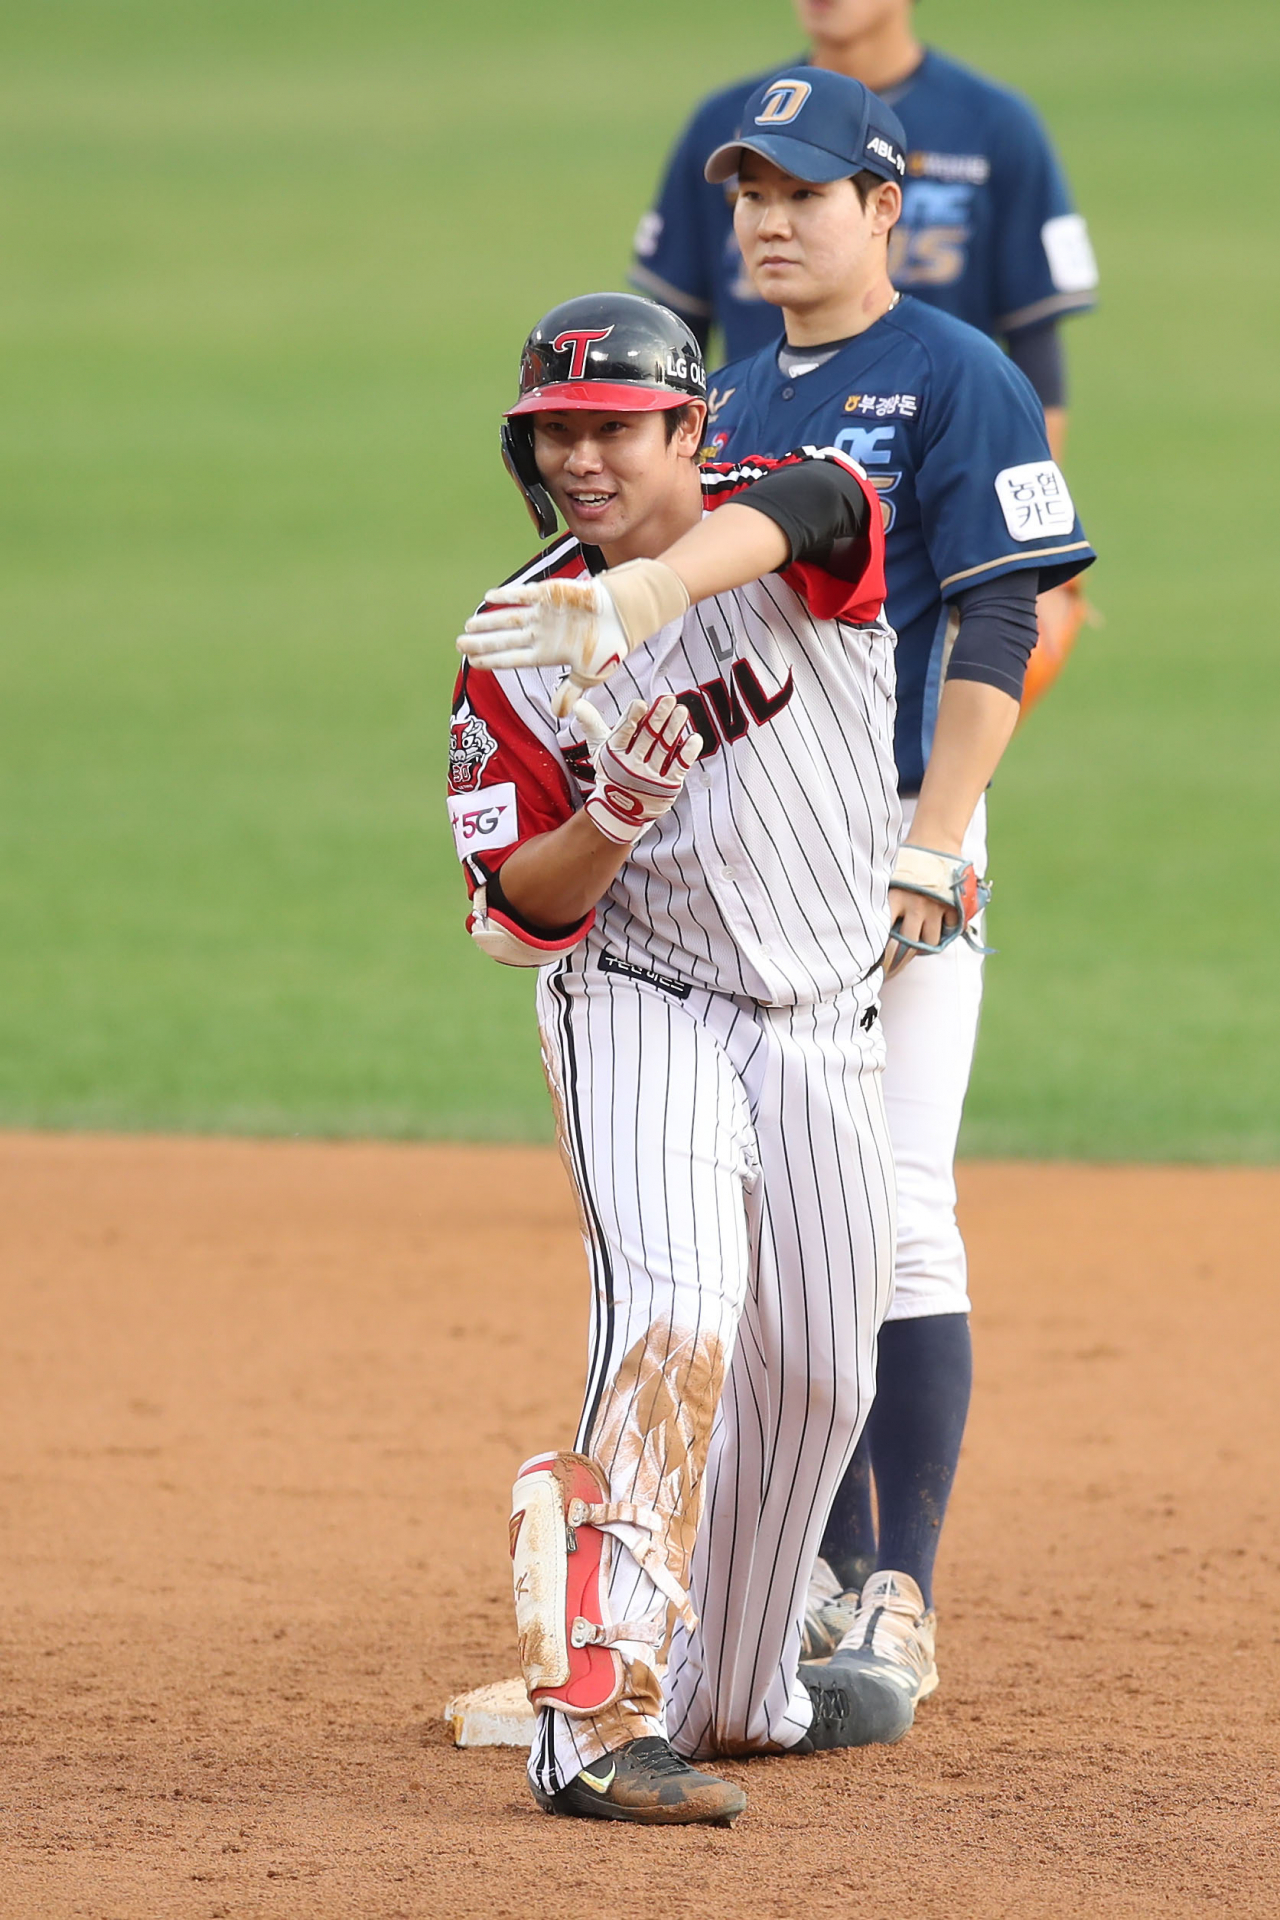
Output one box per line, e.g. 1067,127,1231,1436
458,510,789,720
457,459,870,718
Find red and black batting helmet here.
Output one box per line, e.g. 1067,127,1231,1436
500,292,707,538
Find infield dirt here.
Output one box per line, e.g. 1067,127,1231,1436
2,1136,1277,1919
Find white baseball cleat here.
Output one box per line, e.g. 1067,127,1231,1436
800,1556,863,1662
798,1570,938,1747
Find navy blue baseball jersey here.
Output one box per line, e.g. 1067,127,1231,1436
707,296,1095,791
631,48,1097,362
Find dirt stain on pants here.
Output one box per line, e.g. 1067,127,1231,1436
575,1321,726,1753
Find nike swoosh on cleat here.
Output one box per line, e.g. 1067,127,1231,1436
579,1763,616,1793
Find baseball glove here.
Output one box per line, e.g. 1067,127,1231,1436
887,844,992,968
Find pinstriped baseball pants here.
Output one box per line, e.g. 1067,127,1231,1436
529,944,896,1790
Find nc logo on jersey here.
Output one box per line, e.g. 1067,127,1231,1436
835,423,896,466
551,326,614,381
449,713,499,794
755,79,812,126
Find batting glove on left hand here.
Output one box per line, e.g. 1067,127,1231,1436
458,559,690,718
584,695,702,847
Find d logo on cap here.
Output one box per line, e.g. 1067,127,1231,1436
755,79,812,126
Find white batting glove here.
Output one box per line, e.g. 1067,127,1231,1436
459,577,630,717
458,559,690,719
583,695,702,847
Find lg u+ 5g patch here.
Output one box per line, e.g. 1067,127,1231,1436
448,783,519,858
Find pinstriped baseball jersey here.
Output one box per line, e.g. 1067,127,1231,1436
453,443,903,1778
448,450,901,1005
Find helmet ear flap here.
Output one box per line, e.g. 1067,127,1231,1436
500,420,558,540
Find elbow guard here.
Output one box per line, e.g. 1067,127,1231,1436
467,882,591,967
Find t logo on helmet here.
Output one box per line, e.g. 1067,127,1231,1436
551,327,615,380
755,79,812,126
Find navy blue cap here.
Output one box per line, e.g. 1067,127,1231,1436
704,69,908,188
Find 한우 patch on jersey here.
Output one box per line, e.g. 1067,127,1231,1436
448,782,519,859
906,150,990,185
1040,213,1098,294
843,393,919,418
449,711,499,793
994,461,1076,542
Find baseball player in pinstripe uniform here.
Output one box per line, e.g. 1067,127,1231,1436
699,71,1095,1733
450,291,1004,1826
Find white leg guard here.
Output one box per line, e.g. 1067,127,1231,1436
510,1450,694,1719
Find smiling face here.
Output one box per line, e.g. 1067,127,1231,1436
733,151,900,339
531,405,707,560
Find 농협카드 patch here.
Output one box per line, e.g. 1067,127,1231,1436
448,782,519,859
994,461,1075,542
1040,213,1098,294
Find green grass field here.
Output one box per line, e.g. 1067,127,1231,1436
1,0,1276,1156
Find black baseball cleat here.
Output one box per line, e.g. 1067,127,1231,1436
530,1735,747,1826
793,1663,916,1751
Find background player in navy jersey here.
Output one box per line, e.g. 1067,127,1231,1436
630,0,1096,458
698,71,1095,1737
630,0,1097,699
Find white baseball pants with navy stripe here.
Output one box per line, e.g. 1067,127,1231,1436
881,795,987,1321
529,943,895,1791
